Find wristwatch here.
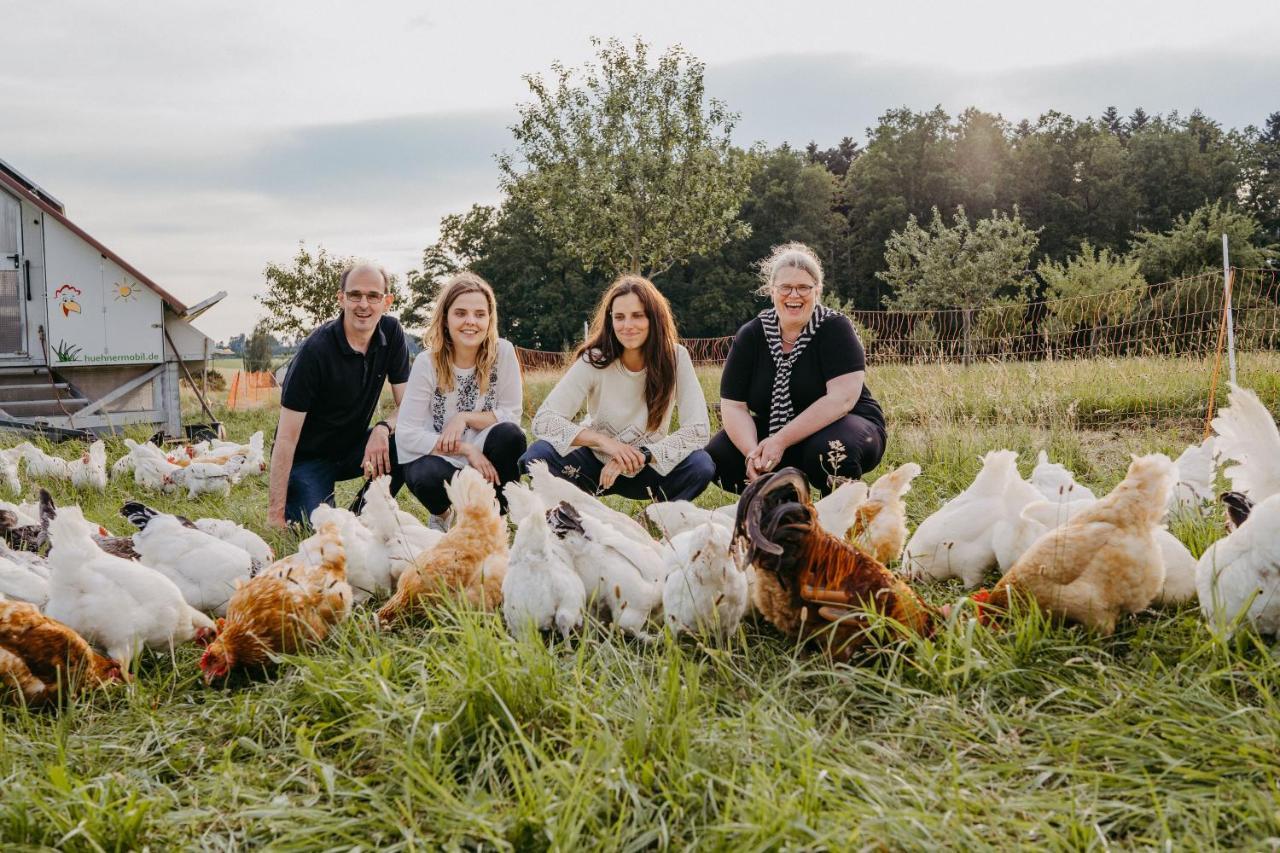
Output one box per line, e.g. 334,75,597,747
640,446,654,465
374,420,393,436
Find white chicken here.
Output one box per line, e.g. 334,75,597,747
814,479,871,540
1029,450,1098,503
903,449,1042,588
358,475,443,583
124,505,254,615
1168,437,1218,516
44,506,216,667
528,461,669,566
69,439,108,491
0,447,20,495
126,439,180,492
310,503,383,602
168,455,247,498
661,521,748,640
1211,384,1280,503
502,497,586,641
548,501,663,639
644,500,732,539
0,551,48,607
1197,493,1280,638
191,518,274,567
12,442,72,480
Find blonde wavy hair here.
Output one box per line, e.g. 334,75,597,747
424,272,499,394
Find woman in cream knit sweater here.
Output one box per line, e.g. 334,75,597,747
519,275,714,503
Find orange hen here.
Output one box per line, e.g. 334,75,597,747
0,598,124,706
199,522,351,684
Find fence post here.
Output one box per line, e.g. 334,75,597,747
1223,233,1236,385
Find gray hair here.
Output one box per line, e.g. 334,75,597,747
755,242,824,296
339,261,391,293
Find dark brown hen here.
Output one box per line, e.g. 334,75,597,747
735,468,936,660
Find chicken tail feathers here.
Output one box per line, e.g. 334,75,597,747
547,501,583,539
1221,490,1254,530
38,489,56,529
120,501,160,530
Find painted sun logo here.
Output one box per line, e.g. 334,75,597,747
53,284,82,318
113,280,138,301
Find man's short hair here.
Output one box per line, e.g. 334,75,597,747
339,262,391,293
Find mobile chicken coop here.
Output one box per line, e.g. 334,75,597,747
0,158,224,437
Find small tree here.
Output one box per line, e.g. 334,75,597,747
257,243,402,339
1129,201,1273,283
499,37,755,278
242,321,274,373
879,206,1039,361
1038,242,1146,353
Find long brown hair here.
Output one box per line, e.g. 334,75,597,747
424,272,499,394
575,275,679,431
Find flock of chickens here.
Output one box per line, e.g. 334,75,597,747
3,382,1280,709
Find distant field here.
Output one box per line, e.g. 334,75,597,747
4,351,1277,848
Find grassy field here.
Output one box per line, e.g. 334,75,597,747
2,353,1279,849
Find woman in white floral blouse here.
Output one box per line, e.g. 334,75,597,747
396,272,525,524
520,275,714,503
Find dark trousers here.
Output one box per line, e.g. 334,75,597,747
518,440,715,503
286,429,404,525
706,414,886,496
402,421,528,515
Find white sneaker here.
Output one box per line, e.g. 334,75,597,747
428,508,455,533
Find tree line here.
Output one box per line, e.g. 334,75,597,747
257,39,1280,351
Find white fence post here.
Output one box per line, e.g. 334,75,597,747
1223,233,1237,385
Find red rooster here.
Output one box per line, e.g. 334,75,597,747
735,468,936,660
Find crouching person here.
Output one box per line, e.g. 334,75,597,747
396,272,526,529
268,262,411,528
519,275,714,503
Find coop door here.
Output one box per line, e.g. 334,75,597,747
0,190,25,355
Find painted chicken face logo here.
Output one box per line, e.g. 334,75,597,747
54,284,82,317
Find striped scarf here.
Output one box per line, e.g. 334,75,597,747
759,305,834,435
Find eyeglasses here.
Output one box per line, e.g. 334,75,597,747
343,291,386,304
773,284,815,297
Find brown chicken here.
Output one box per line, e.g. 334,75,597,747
851,462,922,565
736,468,936,660
972,453,1176,634
199,522,351,683
376,466,507,626
0,597,124,706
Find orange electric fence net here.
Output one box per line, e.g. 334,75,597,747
514,268,1280,432
226,370,280,410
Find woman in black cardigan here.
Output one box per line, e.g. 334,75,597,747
707,242,886,495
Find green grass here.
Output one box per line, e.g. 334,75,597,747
2,353,1279,849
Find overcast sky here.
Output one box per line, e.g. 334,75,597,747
2,0,1277,340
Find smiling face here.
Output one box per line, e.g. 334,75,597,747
771,266,819,328
446,291,491,352
610,292,650,353
338,267,392,336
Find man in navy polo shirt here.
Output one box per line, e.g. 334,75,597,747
267,262,412,527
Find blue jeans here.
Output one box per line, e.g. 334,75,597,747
286,429,404,525
518,440,715,503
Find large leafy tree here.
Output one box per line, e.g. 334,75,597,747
1241,111,1280,245
257,243,402,339
840,106,959,307
499,37,754,279
662,146,843,336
